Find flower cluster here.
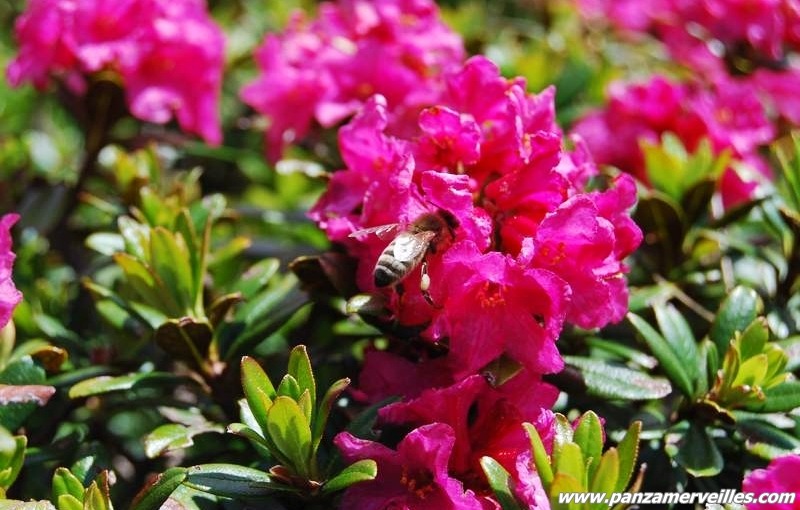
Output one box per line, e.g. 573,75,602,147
0,214,22,330
742,454,800,509
240,0,464,162
311,55,641,507
7,0,225,144
571,75,775,207
577,0,800,126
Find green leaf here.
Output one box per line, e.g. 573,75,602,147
321,460,377,495
288,346,316,415
710,287,762,359
732,354,768,387
83,481,112,510
184,464,286,498
564,356,672,400
68,373,184,398
144,422,224,458
130,467,187,510
627,313,694,398
738,318,769,360
523,422,554,491
480,457,524,510
552,414,574,459
276,375,302,401
56,495,82,510
149,227,193,314
240,356,276,433
615,421,642,493
223,277,307,361
313,378,350,456
0,357,47,431
265,397,313,478
550,473,584,510
555,443,586,488
743,381,800,413
52,468,84,502
0,431,25,490
153,318,212,370
674,424,723,477
573,411,603,480
226,422,287,465
653,303,701,391
590,448,619,498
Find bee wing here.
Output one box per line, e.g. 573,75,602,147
393,231,435,262
348,223,401,240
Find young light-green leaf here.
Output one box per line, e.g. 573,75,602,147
710,287,762,359
321,460,377,495
240,356,276,432
265,396,313,478
480,457,524,510
573,411,603,480
52,467,84,502
288,345,316,414
523,422,554,491
615,421,642,492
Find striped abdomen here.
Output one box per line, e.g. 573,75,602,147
373,232,429,288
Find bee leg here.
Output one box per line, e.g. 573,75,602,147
420,261,442,308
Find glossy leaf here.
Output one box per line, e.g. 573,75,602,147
744,381,800,413
52,468,84,502
480,457,524,510
564,356,672,400
627,313,694,398
674,424,723,477
240,356,276,432
130,467,188,510
549,472,583,510
710,287,762,358
321,459,377,495
265,396,313,478
615,421,642,493
68,372,184,398
653,303,701,390
574,411,603,480
184,464,285,498
523,422,553,490
590,448,619,498
288,345,316,414
144,422,224,458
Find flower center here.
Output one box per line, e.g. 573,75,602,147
478,281,505,308
400,466,436,500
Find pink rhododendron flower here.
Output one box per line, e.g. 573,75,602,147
575,0,800,131
312,56,641,378
742,454,800,509
8,0,224,144
571,75,775,207
379,372,557,478
0,214,22,329
334,423,484,510
241,0,464,161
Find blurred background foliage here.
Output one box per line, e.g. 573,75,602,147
0,0,798,507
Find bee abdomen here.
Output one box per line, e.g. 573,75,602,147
374,254,411,287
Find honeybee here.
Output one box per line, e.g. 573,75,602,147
349,210,458,305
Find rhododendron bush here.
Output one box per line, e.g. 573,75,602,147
1,0,799,508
